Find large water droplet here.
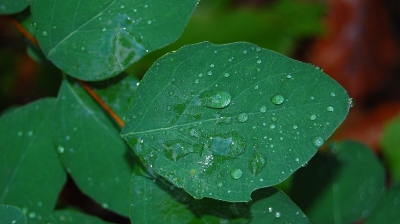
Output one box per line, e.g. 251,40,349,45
211,132,246,158
271,95,284,105
236,113,248,123
249,151,267,175
163,139,199,161
198,90,231,109
230,168,243,179
312,136,324,148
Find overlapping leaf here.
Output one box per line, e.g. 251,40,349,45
121,42,350,202
41,209,111,224
0,99,66,223
0,0,29,15
52,75,138,216
0,204,26,224
31,0,198,80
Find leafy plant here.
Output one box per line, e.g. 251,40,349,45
1,0,399,223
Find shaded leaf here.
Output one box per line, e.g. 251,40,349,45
121,41,350,202
52,75,138,216
31,0,198,80
381,113,400,181
0,99,66,223
0,204,26,224
365,181,400,223
40,209,111,224
0,0,30,15
290,141,384,224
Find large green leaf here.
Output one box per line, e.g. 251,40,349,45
290,141,384,224
0,99,67,223
0,204,26,224
121,42,350,202
0,0,30,15
52,75,138,216
40,209,111,224
381,113,400,182
30,0,198,81
130,174,309,223
365,181,400,223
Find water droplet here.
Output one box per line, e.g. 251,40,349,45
120,5,125,9
102,203,108,209
144,4,148,8
269,124,276,130
198,90,231,109
295,158,300,162
147,20,152,25
327,106,334,112
28,131,33,137
32,22,38,29
224,73,230,78
66,136,70,140
163,139,199,161
57,146,64,153
169,90,174,96
211,132,246,158
271,116,277,122
194,79,199,84
81,46,85,51
198,73,203,77
236,113,248,123
18,131,23,136
207,71,212,75
292,125,298,129
243,50,247,54
102,28,107,32
217,182,222,187
256,47,261,52
310,114,317,120
312,136,324,148
330,92,336,97
271,95,284,105
28,212,36,219
269,207,273,212
259,105,267,113
41,31,48,36
230,168,243,179
286,74,292,79
315,66,322,70
210,64,215,68
349,98,355,107
249,151,267,175
254,85,259,90
275,211,281,218
257,59,262,64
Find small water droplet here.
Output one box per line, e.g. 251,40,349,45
66,136,70,140
257,59,262,64
312,136,324,148
254,85,259,90
349,98,355,108
243,50,247,54
275,211,281,218
194,79,199,84
249,151,267,175
102,28,107,31
259,105,267,113
286,74,292,79
120,5,125,9
217,182,222,187
81,46,85,51
28,131,33,137
41,31,48,36
17,131,23,136
292,125,298,129
147,20,152,25
271,116,277,122
271,95,284,105
236,113,248,123
310,114,317,120
330,92,336,97
327,106,334,112
230,168,243,179
211,132,246,158
198,90,231,109
269,207,273,212
210,64,215,68
256,47,261,52
32,22,38,29
102,203,108,209
58,146,64,153
207,71,212,75
295,158,300,162
28,212,36,219
224,73,230,78
269,124,276,130
169,90,174,96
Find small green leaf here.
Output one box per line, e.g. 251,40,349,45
52,75,138,216
0,0,30,15
290,141,384,224
31,0,198,80
41,209,111,224
121,42,350,202
381,114,400,182
130,174,309,223
365,182,400,223
0,204,27,224
0,99,67,224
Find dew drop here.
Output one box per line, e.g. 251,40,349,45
194,79,199,84
236,113,249,123
18,131,23,137
198,73,203,77
198,90,231,109
292,125,298,130
28,212,36,219
58,146,64,153
269,207,273,212
120,5,125,9
32,22,38,29
269,124,276,130
41,31,48,36
349,98,355,108
230,168,243,179
259,105,267,113
211,132,246,158
217,182,222,187
249,151,267,175
257,59,262,64
210,63,215,68
254,85,259,90
330,92,336,97
224,73,230,78
275,211,281,218
147,20,152,25
102,203,108,209
327,106,334,112
207,71,212,75
271,95,284,105
312,136,324,148
243,50,247,54
169,90,174,96
310,114,317,121
102,28,107,31
256,47,261,52
286,74,292,79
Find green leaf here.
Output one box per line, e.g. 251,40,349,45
31,0,198,81
130,174,309,223
290,141,384,224
121,41,350,202
0,204,27,224
41,209,111,224
52,75,138,217
381,113,400,182
365,182,400,223
0,0,30,15
0,99,67,223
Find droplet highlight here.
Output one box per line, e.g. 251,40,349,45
198,90,231,109
230,168,243,180
236,113,249,123
249,151,267,175
312,136,324,148
271,95,284,105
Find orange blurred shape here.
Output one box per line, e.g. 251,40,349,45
333,102,400,152
309,0,398,102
